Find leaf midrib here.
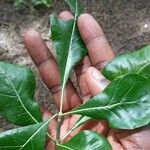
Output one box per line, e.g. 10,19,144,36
62,0,78,88
74,80,144,113
19,122,47,150
0,146,22,149
72,98,148,115
137,61,150,74
60,0,78,113
57,143,74,150
19,114,57,150
0,115,57,150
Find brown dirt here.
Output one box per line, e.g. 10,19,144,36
0,0,150,130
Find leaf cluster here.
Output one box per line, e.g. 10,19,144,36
0,0,150,149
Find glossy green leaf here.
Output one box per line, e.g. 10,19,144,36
50,0,87,89
65,0,83,16
103,45,150,80
0,61,42,126
0,122,48,150
58,130,112,150
69,74,150,129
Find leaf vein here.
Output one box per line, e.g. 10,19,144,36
1,66,38,124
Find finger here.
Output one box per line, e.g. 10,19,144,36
41,107,57,136
46,142,55,150
41,107,56,150
59,11,74,20
57,11,81,111
107,130,124,150
24,29,59,90
24,27,80,112
75,56,92,102
78,14,115,70
113,126,150,150
59,12,92,102
85,67,110,135
80,119,109,136
85,67,110,96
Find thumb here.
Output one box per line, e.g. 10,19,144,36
85,67,110,136
85,67,110,96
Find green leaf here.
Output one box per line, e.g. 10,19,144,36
0,61,42,126
69,74,150,129
51,0,87,112
12,0,28,8
57,130,112,150
50,0,87,89
65,0,83,16
102,45,150,81
0,122,48,150
32,0,52,8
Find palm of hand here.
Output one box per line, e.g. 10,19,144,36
24,11,149,150
47,115,149,150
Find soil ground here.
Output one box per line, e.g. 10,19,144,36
0,0,150,131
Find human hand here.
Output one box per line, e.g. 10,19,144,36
24,11,150,150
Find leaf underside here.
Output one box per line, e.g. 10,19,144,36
102,45,150,81
0,61,42,126
72,74,150,129
58,130,112,150
0,122,48,150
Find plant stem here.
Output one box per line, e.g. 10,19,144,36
56,114,64,144
61,127,74,142
62,111,73,116
59,0,78,115
45,114,58,143
60,86,65,114
46,132,55,142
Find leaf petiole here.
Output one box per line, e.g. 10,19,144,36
46,114,58,142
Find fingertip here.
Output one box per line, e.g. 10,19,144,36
78,13,115,68
24,29,40,43
77,13,103,43
24,28,51,67
78,13,95,24
59,11,74,21
24,29,43,51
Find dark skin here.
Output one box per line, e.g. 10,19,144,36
24,11,150,150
